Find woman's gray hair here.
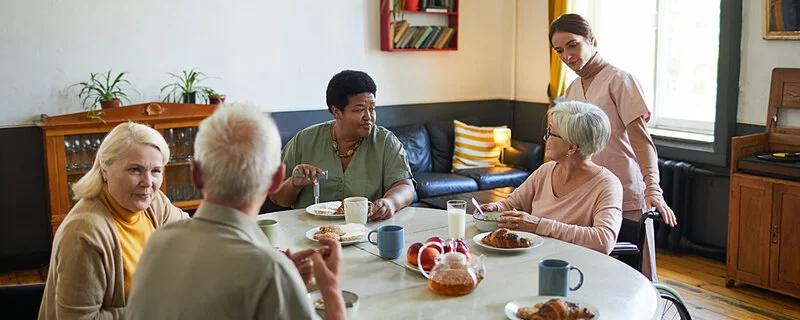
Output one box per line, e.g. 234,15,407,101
194,102,282,205
548,101,611,159
72,122,170,200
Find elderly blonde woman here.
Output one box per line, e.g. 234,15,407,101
39,122,188,319
480,101,623,254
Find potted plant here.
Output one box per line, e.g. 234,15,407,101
381,0,407,21
161,69,209,103
203,88,226,105
72,70,134,121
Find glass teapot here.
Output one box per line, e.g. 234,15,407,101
418,243,486,296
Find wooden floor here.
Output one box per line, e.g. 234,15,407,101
656,252,800,320
2,252,799,319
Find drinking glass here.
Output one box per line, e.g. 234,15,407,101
176,129,187,161
447,200,467,240
163,128,175,162
82,135,94,169
184,127,195,160
64,139,75,171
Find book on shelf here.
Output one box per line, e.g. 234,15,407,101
425,7,448,13
422,26,442,49
433,27,454,49
442,29,456,48
397,26,417,48
413,26,433,49
393,20,409,45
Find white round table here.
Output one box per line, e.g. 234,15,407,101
258,206,660,319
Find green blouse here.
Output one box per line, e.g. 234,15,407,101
281,121,414,208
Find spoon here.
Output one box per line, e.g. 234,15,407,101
471,198,485,219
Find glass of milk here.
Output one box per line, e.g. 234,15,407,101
447,200,467,240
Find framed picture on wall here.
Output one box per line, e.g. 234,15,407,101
764,0,800,39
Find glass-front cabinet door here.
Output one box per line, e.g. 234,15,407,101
160,125,202,208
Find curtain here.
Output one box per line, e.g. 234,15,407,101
544,0,571,162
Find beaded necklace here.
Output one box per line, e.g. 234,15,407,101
331,122,363,158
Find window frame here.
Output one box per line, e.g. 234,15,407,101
651,0,741,167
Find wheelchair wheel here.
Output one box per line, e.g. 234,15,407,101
654,283,692,320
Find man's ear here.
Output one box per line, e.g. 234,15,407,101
190,159,203,190
268,163,285,193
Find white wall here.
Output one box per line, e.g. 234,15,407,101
0,0,517,127
513,0,551,103
738,0,800,126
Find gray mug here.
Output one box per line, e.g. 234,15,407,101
539,259,584,297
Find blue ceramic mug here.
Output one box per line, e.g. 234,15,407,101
539,259,584,297
368,225,404,259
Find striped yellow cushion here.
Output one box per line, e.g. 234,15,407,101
452,120,506,171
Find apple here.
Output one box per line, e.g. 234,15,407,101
419,246,440,271
443,241,453,253
426,236,446,253
453,239,471,262
406,242,423,266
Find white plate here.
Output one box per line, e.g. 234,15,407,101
305,201,345,219
305,226,368,246
472,231,544,253
504,296,599,319
404,260,421,273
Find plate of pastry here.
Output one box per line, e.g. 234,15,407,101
504,296,598,320
305,223,369,246
473,228,543,253
306,201,345,218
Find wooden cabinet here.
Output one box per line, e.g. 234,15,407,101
37,102,216,236
727,68,800,299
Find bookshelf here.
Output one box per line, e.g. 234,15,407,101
380,0,459,52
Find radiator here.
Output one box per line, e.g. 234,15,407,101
656,159,694,251
655,159,728,261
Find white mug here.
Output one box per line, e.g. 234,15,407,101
344,197,373,224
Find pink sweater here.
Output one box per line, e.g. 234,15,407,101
495,161,623,254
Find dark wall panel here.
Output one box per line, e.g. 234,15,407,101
512,101,549,144
272,100,516,145
0,126,51,271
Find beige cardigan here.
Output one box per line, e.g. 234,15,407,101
39,191,188,320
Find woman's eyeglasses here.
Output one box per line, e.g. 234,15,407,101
544,127,562,141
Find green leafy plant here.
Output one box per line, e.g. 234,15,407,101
381,0,406,21
160,69,209,103
202,87,221,99
72,70,133,121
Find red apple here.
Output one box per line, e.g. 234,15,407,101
406,242,423,266
426,236,446,253
454,239,471,262
419,247,440,271
443,241,453,253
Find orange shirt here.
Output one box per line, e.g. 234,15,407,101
102,186,155,299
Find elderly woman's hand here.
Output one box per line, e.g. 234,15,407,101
290,164,325,188
475,203,500,215
497,210,541,233
369,198,394,221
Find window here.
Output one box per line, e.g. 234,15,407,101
571,0,721,141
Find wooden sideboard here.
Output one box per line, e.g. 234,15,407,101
37,103,216,236
727,68,800,299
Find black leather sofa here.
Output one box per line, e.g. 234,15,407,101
388,120,543,199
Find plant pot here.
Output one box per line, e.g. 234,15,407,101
182,92,197,104
100,99,121,109
405,0,419,11
208,94,226,105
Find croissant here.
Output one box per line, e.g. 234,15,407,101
516,298,595,320
481,228,532,248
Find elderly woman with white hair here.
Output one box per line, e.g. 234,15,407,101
480,101,623,254
39,122,188,319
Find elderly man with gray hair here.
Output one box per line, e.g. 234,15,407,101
126,103,346,320
479,100,623,254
